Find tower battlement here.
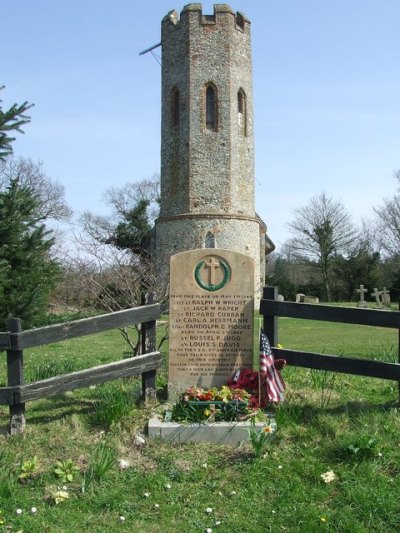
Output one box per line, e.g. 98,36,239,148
163,3,250,33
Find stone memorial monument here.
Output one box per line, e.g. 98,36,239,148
381,287,391,308
168,249,254,396
356,284,368,308
371,287,383,309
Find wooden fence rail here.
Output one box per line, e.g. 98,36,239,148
260,286,400,398
1,299,161,435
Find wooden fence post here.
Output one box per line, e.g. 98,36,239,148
6,318,26,435
398,301,400,404
262,286,279,347
141,292,157,403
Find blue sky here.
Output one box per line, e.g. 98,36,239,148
3,0,400,250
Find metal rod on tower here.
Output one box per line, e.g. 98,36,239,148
139,42,162,56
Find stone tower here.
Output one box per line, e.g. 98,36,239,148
155,3,266,293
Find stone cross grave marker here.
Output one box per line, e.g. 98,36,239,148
356,284,368,308
371,287,383,309
168,249,254,396
381,287,391,308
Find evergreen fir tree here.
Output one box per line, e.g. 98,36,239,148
0,86,33,161
0,179,59,328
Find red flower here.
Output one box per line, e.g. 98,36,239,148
248,396,260,409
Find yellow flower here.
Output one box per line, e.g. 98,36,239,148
320,517,327,523
263,426,272,433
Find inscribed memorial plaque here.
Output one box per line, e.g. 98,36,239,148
168,249,254,395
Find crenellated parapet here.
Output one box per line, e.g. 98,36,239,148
162,3,250,33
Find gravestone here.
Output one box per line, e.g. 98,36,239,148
304,296,319,304
371,287,383,309
356,284,368,308
296,293,305,303
168,249,254,396
381,287,391,308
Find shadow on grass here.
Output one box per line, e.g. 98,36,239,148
275,399,398,426
25,395,95,425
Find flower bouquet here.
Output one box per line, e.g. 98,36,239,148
170,385,251,423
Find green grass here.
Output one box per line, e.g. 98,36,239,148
0,314,399,532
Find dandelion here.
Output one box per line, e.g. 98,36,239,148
206,529,213,533
62,485,68,491
321,470,336,483
320,517,327,523
206,507,213,513
16,509,22,515
31,507,37,514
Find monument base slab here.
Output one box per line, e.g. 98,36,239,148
148,415,277,445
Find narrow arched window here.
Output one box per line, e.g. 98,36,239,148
237,89,246,135
205,231,215,248
206,85,217,131
172,88,180,127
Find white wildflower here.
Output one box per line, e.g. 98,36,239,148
321,470,336,483
120,516,126,522
16,509,22,515
143,492,150,498
31,507,37,514
206,507,213,513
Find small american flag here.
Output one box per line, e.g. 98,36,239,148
260,331,285,402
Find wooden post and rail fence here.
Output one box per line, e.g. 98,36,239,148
2,287,399,435
261,286,400,399
0,295,161,435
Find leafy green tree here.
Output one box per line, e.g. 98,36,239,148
0,86,33,161
0,179,59,328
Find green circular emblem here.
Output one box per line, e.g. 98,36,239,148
194,257,231,292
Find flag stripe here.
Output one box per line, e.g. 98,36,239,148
259,331,285,402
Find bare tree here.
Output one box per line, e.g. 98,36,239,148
0,158,72,221
287,192,357,301
374,170,400,257
60,176,168,355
